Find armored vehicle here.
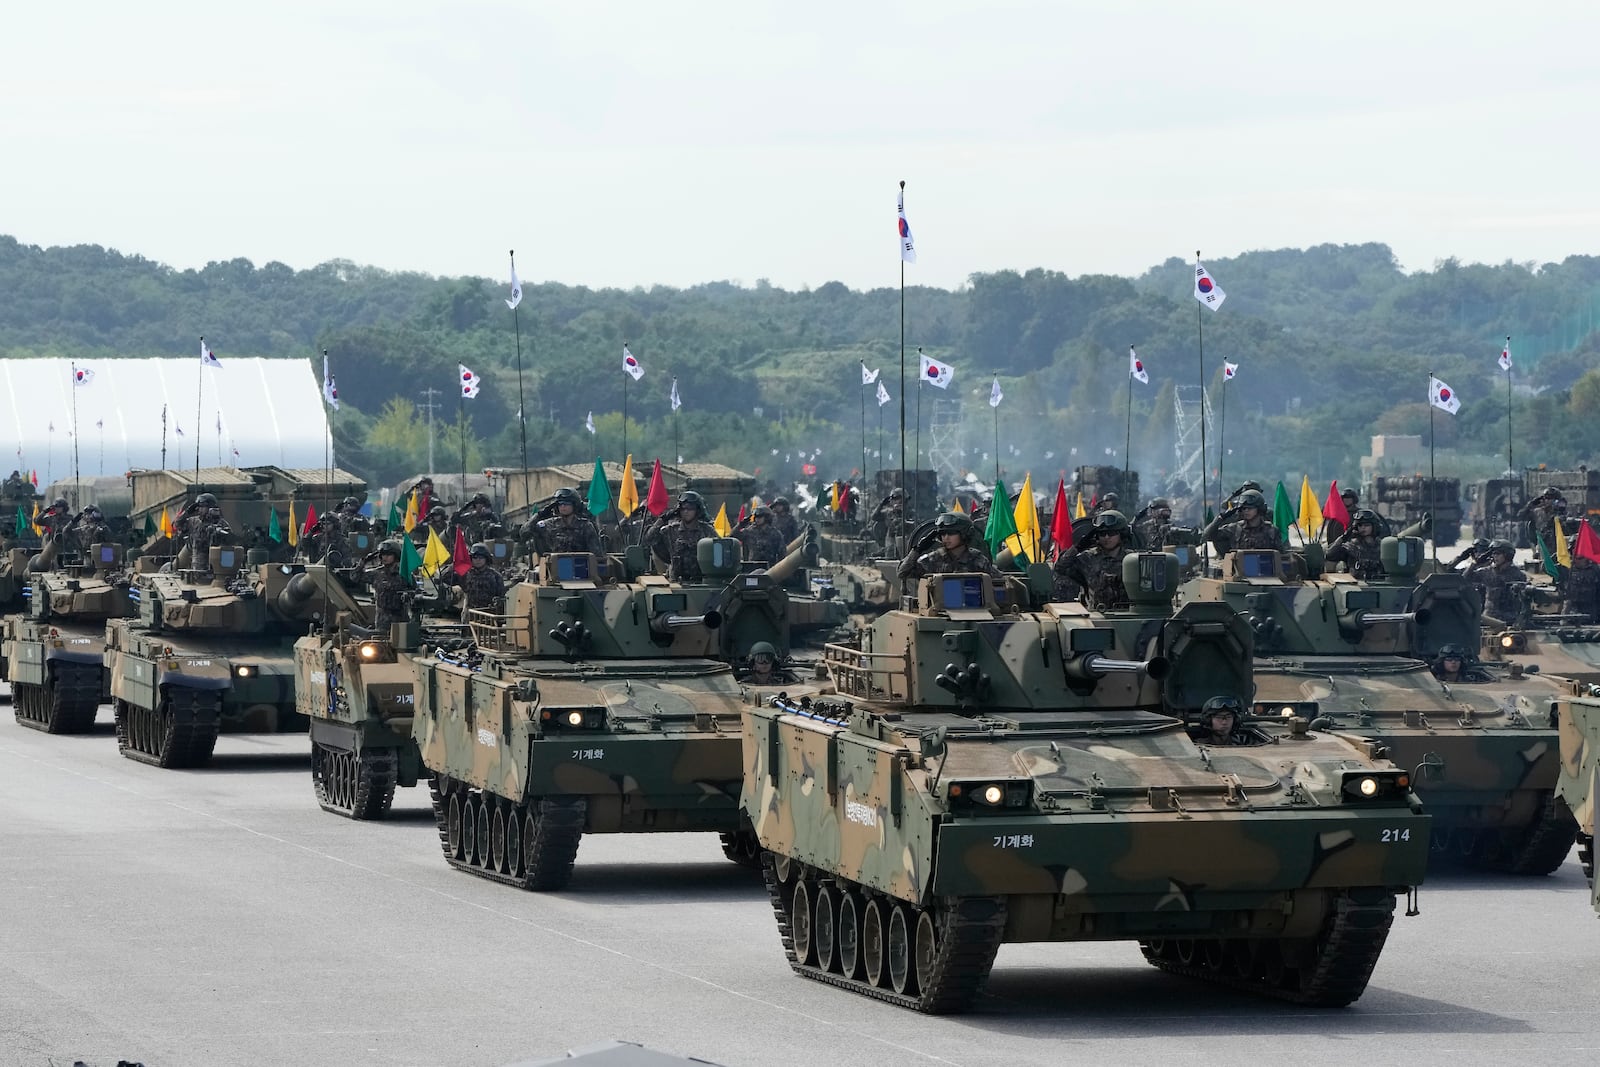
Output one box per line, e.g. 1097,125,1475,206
743,555,1429,1012
105,547,363,768
1182,539,1574,874
412,539,807,891
4,539,134,733
294,594,470,821
1553,684,1599,914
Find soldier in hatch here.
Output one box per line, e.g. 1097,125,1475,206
1324,509,1386,580
735,505,787,564
446,542,506,618
1053,510,1132,609
897,511,999,582
739,641,798,686
178,493,231,572
70,505,113,556
869,488,908,547
365,540,414,632
1468,539,1525,626
1323,487,1361,543
1430,643,1493,684
1203,488,1288,553
531,487,603,556
769,496,801,545
452,493,499,546
1191,695,1249,746
644,491,718,582
1564,545,1600,624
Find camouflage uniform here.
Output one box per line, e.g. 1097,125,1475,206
533,514,603,555
184,513,229,568
645,517,718,582
454,564,506,611
1325,535,1385,580
1564,559,1600,622
736,523,787,564
368,563,413,630
1470,558,1526,623
1053,544,1130,609
772,511,801,545
71,518,113,556
897,544,999,582
1210,518,1287,553
1134,517,1170,548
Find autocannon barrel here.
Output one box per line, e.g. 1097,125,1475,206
648,609,723,635
1346,607,1431,628
1063,652,1170,682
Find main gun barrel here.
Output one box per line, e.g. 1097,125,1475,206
1063,652,1170,682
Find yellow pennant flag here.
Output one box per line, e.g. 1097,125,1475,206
403,491,419,532
617,455,639,515
422,525,452,577
831,482,842,513
31,501,43,536
159,506,174,539
952,497,964,514
287,501,298,547
1556,517,1573,568
1006,473,1041,565
1297,475,1323,539
1073,492,1086,520
713,503,732,537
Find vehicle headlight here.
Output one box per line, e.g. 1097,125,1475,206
1340,770,1410,802
359,642,382,661
539,707,606,731
946,779,1033,810
234,664,256,678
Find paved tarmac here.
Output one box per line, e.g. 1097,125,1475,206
1,701,1597,1067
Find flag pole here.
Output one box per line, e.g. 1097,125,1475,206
161,404,168,471
510,251,531,513
195,336,204,483
897,180,907,557
1123,353,1133,489
860,368,867,488
1194,253,1209,525
993,381,1000,486
70,361,81,509
458,387,466,504
622,344,630,464
915,347,923,521
1429,370,1437,564
672,377,680,471
1216,364,1227,505
1504,335,1513,478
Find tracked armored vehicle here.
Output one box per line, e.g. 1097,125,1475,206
105,547,363,768
1182,539,1574,874
744,555,1429,1013
413,539,807,891
4,540,133,732
1554,684,1600,914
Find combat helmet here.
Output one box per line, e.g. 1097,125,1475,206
1149,497,1171,512
553,487,582,508
1235,489,1266,510
932,511,972,537
1092,509,1129,533
194,493,218,507
678,490,706,514
752,505,774,521
1351,509,1381,531
749,641,778,660
377,539,403,560
469,542,491,561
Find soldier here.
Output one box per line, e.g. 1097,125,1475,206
366,540,414,632
739,641,797,685
869,488,908,547
1519,489,1566,554
769,496,801,545
70,505,113,555
1323,487,1362,543
1324,509,1386,580
449,542,506,616
644,491,718,582
38,497,73,541
1092,491,1120,517
532,487,603,556
1191,695,1248,746
449,492,497,545
1203,489,1288,553
735,505,786,564
1430,643,1493,684
897,511,999,582
410,504,450,547
180,493,231,570
1054,510,1132,609
1564,546,1600,623
1135,498,1175,547
3,470,26,494
1469,539,1525,626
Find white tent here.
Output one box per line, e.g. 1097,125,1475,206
0,357,333,481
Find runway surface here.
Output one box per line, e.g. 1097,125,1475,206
1,701,1596,1067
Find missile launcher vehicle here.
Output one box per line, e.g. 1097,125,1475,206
743,554,1429,1012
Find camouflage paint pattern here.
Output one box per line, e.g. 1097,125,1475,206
743,565,1428,942
1554,685,1600,915
294,627,426,782
1,543,133,690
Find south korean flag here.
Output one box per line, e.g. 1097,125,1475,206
460,364,481,399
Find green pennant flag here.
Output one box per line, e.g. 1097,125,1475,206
142,512,156,538
387,497,404,534
984,479,1019,559
1204,505,1214,525
587,457,612,515
14,507,26,538
399,531,425,578
268,508,283,543
1273,482,1296,538
1537,532,1561,579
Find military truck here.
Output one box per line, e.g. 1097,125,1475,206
105,547,364,768
1553,683,1599,915
743,555,1429,1012
412,538,810,891
1466,477,1529,546
4,537,134,732
1181,538,1575,873
294,594,471,821
1073,464,1139,516
1366,475,1461,548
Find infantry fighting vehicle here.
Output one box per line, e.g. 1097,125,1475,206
1182,539,1575,873
294,586,470,821
105,547,363,767
413,539,810,891
0,478,43,619
743,555,1429,1012
1553,684,1599,915
4,538,133,732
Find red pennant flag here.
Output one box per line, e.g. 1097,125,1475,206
1576,521,1600,566
646,460,670,516
418,486,432,521
1323,480,1351,530
452,527,471,576
29,470,38,487
1089,492,1098,509
736,503,747,524
1049,478,1072,558
302,502,318,537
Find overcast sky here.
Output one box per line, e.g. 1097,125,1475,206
4,1,1596,292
